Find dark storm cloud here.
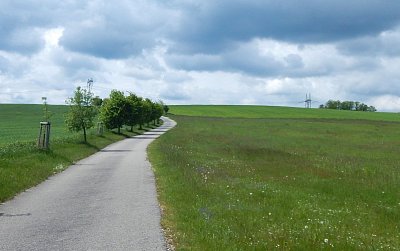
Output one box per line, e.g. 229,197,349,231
166,41,288,77
0,1,45,53
171,0,400,54
336,27,400,57
59,1,176,59
166,42,322,78
0,1,80,54
2,0,400,59
0,28,44,54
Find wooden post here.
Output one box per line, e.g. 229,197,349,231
97,122,104,135
38,122,51,149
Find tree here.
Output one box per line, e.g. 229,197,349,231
355,101,360,111
100,90,128,134
65,86,97,142
92,96,103,107
358,103,369,111
148,101,163,126
325,100,341,110
164,105,169,114
340,101,355,111
154,102,164,125
142,98,153,127
125,93,142,132
323,99,377,112
159,100,169,114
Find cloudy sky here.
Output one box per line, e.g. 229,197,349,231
1,0,400,111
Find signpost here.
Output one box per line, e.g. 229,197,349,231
38,97,51,149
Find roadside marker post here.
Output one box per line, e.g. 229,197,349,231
38,122,51,149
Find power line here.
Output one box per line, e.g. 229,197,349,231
0,89,66,95
298,93,318,108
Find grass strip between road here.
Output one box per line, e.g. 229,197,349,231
148,115,400,250
0,123,161,203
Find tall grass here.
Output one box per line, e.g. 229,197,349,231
149,115,400,250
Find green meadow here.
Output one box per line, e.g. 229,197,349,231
149,106,400,250
0,104,70,145
170,105,400,122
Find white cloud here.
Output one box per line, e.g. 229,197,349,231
371,95,400,112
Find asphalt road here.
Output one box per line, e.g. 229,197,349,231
0,117,176,251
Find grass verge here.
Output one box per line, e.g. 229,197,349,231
148,115,400,250
0,123,160,203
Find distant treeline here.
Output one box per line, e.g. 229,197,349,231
319,100,377,112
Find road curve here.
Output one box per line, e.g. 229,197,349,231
0,117,176,251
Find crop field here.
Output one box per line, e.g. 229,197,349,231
149,106,400,250
0,104,71,145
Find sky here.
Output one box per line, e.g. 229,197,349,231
1,0,400,111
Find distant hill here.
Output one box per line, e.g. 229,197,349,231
170,105,400,122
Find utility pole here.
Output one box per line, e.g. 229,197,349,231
87,78,93,94
305,93,312,108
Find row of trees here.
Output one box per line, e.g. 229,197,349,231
101,90,165,134
65,87,167,142
319,100,377,112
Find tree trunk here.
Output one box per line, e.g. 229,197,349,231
139,123,143,130
83,126,87,142
118,126,121,134
130,125,133,132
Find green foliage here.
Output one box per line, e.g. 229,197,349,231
65,86,97,142
100,90,128,134
135,96,147,130
92,96,103,107
163,105,170,114
125,93,142,131
149,114,400,250
154,103,164,124
321,99,377,112
99,90,166,133
143,98,153,126
149,101,164,125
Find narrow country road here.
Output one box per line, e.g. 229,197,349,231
0,117,176,251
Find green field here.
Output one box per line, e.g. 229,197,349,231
170,105,400,122
149,106,400,250
0,104,71,145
